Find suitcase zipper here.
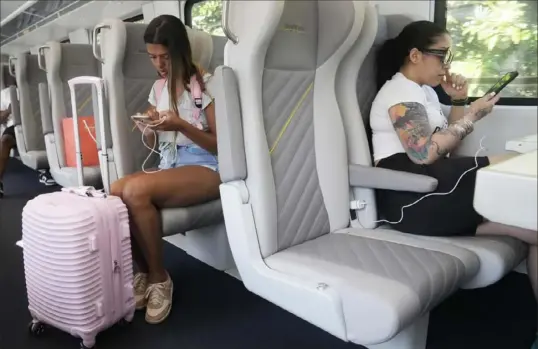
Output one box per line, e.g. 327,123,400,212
88,198,118,321
102,199,122,320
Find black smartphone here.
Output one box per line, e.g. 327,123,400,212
483,71,519,97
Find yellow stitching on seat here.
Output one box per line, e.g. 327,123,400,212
76,94,92,115
269,82,313,154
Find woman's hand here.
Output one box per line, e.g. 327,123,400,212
441,71,469,100
147,110,184,131
466,92,501,122
133,108,160,135
147,108,160,121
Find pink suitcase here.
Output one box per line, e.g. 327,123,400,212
21,77,135,349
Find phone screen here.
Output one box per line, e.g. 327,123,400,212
484,71,519,96
131,114,150,121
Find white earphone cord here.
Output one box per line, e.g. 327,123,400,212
82,118,172,175
84,123,487,213
363,136,488,226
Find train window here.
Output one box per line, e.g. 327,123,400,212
124,14,144,23
185,0,224,36
435,0,537,105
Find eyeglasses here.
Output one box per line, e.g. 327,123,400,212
422,48,454,66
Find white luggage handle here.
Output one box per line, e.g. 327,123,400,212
67,76,111,194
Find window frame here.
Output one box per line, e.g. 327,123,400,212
434,0,537,106
184,0,206,28
124,14,144,23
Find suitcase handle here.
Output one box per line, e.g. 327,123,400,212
67,76,111,194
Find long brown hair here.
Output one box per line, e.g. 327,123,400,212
144,15,205,116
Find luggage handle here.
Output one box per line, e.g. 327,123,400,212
61,186,107,198
67,76,111,194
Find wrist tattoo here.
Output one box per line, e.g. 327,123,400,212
441,119,473,140
475,108,488,119
453,118,474,139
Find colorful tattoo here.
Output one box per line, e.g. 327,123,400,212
388,102,432,162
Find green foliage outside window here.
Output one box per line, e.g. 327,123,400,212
447,0,537,98
190,0,538,99
191,0,223,37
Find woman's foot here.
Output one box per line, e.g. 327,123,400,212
144,273,173,324
133,272,149,310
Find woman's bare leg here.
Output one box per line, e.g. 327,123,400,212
111,171,151,274
113,165,221,323
0,134,16,181
476,222,538,301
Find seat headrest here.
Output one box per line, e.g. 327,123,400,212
14,53,46,85
99,19,156,79
385,14,416,39
261,1,357,70
374,12,388,45
186,26,213,72
100,18,213,78
375,13,415,45
45,42,98,81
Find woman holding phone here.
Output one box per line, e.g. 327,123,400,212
369,21,538,337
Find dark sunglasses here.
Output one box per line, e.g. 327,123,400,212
421,48,454,66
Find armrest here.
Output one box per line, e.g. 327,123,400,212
349,164,438,193
8,86,21,126
212,65,247,183
38,83,53,135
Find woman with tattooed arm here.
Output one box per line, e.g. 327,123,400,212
369,21,538,317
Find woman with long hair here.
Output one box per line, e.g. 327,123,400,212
110,15,220,324
369,21,537,343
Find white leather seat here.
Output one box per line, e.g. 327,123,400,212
9,53,48,170
39,42,102,187
340,5,527,290
216,1,481,348
208,35,226,72
94,18,233,271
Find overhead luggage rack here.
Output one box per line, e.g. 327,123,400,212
0,0,87,46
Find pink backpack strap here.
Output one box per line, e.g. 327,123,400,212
190,75,203,120
154,78,166,104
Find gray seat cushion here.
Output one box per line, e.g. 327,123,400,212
376,224,528,288
20,150,48,170
265,230,479,340
416,235,528,288
161,199,223,236
50,166,101,188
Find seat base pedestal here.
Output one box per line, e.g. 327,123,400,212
366,314,428,349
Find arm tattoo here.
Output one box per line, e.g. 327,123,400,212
389,102,473,164
475,108,489,119
430,140,450,157
437,125,466,140
388,102,432,162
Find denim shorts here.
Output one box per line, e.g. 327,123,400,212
158,143,218,172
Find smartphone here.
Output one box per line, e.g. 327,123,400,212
131,114,151,121
484,71,519,97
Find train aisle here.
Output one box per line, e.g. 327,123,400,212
0,158,535,349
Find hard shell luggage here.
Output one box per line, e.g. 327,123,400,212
21,77,135,349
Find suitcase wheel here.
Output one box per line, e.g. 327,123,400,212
80,341,92,349
118,318,132,327
28,321,46,336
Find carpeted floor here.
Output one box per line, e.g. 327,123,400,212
0,157,536,349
